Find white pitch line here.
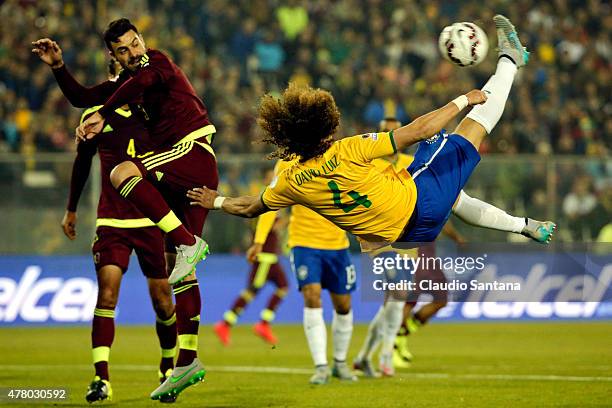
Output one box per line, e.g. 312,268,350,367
0,365,610,383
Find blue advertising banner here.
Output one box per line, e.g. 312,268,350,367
0,251,610,325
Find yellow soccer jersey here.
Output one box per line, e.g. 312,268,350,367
372,152,415,176
275,160,349,250
262,132,417,244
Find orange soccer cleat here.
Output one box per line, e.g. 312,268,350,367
253,321,277,345
214,321,231,346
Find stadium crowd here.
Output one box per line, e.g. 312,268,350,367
0,0,610,246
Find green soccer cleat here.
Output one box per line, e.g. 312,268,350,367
168,236,209,284
493,14,529,67
331,360,358,382
393,335,413,369
522,219,557,244
85,376,112,403
309,365,330,385
150,358,206,400
158,369,177,403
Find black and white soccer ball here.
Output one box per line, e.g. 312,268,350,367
438,22,489,67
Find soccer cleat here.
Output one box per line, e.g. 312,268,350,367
253,321,277,345
395,335,414,361
493,14,529,67
379,353,395,377
353,358,380,378
168,236,209,284
309,365,330,385
393,348,412,369
150,358,206,400
158,369,177,403
332,360,358,381
522,219,557,244
85,376,112,403
214,321,231,346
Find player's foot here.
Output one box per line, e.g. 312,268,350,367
379,353,395,377
168,236,209,284
85,376,112,403
393,348,412,369
158,369,177,403
214,321,231,346
353,357,380,378
521,219,557,244
331,360,358,381
150,358,206,400
493,14,529,67
309,365,330,385
395,335,414,361
253,321,277,345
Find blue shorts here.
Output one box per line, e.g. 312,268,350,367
399,132,480,242
290,247,356,294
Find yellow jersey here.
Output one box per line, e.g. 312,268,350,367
262,132,417,244
255,160,349,250
372,152,414,176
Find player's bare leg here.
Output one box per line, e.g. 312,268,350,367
147,277,178,403
329,293,357,381
110,162,209,284
302,284,330,384
86,265,121,403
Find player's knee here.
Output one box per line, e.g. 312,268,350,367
97,287,118,309
334,304,351,315
433,299,448,310
153,299,175,319
110,161,142,189
302,285,322,308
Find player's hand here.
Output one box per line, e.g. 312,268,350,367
76,111,105,141
61,210,77,240
246,243,263,263
187,186,218,209
466,89,487,106
31,38,64,69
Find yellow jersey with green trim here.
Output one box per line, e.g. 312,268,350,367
274,160,349,250
262,132,417,244
372,152,415,176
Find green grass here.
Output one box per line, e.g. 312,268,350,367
0,322,610,407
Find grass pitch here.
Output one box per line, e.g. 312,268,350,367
0,322,610,407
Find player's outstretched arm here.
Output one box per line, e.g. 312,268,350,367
32,38,118,107
187,187,268,218
392,90,487,151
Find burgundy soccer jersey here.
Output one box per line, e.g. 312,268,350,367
98,49,212,147
67,107,157,220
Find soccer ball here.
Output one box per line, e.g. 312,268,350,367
438,22,489,67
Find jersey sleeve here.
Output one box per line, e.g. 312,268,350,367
261,164,296,210
253,210,277,244
341,132,397,163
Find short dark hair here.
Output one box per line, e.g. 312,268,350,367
103,18,139,50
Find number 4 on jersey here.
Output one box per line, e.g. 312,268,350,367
126,138,136,158
328,181,372,213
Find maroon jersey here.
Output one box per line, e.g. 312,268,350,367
99,49,212,147
67,106,157,220
53,48,213,148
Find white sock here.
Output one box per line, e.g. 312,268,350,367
453,190,526,233
303,307,327,367
356,305,384,361
466,58,517,133
332,310,353,362
380,301,404,357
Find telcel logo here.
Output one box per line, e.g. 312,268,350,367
0,266,97,323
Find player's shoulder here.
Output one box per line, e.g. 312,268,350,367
139,48,173,69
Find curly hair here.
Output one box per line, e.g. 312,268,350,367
257,82,340,162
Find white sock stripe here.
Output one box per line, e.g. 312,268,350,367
412,136,448,179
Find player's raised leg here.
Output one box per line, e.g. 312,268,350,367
454,15,528,150
452,191,556,243
110,161,209,284
86,265,121,403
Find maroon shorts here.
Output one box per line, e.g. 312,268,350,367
132,140,219,252
247,252,289,291
92,226,166,278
